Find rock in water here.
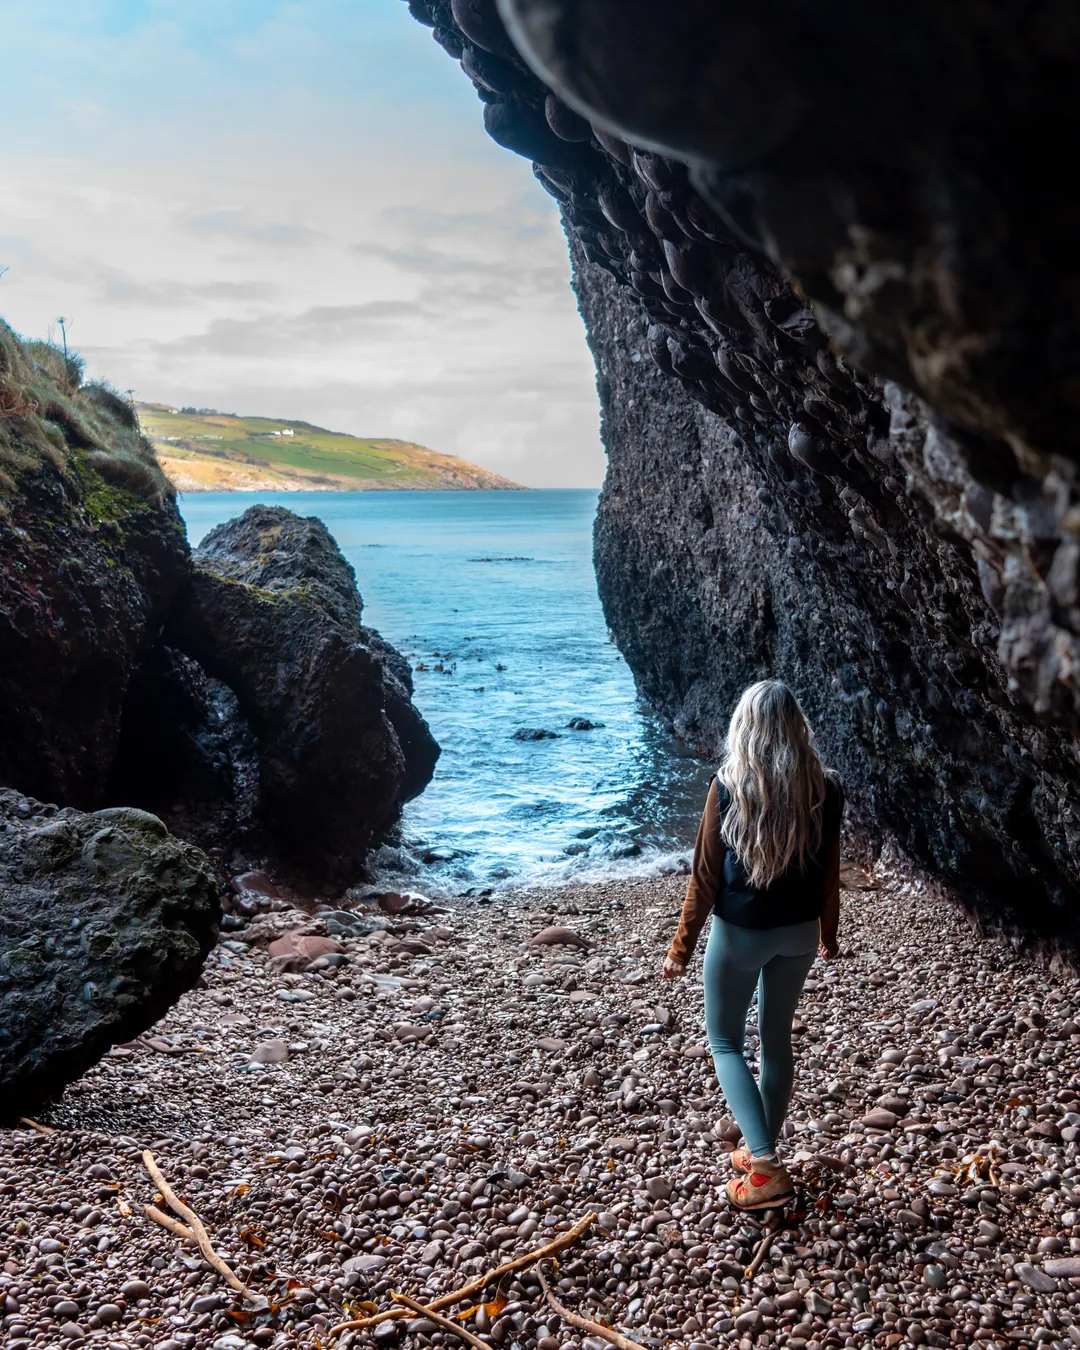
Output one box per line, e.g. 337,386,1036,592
167,506,439,883
0,790,219,1118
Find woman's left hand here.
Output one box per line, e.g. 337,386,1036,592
662,956,686,980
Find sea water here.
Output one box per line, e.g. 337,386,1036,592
181,489,715,892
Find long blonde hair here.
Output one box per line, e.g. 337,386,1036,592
717,680,826,888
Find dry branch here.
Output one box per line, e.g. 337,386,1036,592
144,1203,199,1247
329,1210,597,1336
744,1226,778,1278
142,1149,257,1301
18,1116,55,1134
391,1291,489,1350
536,1265,649,1350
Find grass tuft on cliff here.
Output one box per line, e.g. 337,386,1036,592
0,321,171,510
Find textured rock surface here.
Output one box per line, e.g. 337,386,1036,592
0,351,437,883
410,0,1080,948
581,258,1080,945
104,643,259,857
167,506,439,884
0,790,219,1119
0,460,189,809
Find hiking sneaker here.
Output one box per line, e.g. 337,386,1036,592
726,1157,795,1210
730,1146,754,1174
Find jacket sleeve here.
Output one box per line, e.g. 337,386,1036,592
667,778,724,966
818,779,844,949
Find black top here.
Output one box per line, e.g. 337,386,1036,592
713,775,845,929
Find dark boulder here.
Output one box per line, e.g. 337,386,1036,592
512,727,560,740
167,506,439,883
0,790,219,1119
567,717,604,730
0,450,188,810
105,644,259,859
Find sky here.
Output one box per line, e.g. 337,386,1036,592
0,0,605,488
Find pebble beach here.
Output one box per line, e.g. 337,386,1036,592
4,854,1080,1350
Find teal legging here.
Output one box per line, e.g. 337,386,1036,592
702,915,819,1157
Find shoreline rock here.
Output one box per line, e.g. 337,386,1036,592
0,789,219,1119
1,354,438,893
165,505,439,884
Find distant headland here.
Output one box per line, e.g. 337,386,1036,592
139,402,524,492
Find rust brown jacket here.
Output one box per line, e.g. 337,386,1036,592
667,778,842,966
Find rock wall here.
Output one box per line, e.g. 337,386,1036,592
0,331,188,809
580,254,1080,943
408,0,1080,948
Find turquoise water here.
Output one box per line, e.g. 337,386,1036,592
181,489,714,892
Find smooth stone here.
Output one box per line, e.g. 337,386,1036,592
121,1280,151,1301
266,933,344,961
394,1022,428,1040
862,1108,899,1129
249,1038,289,1065
1015,1262,1059,1293
876,1094,909,1114
531,926,591,950
343,1254,388,1273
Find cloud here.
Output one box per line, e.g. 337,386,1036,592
0,0,607,488
186,209,323,247
143,300,426,357
95,271,279,307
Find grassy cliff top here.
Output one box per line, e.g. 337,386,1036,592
139,402,523,492
0,323,170,510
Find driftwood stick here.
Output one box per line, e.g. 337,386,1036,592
536,1265,648,1350
744,1226,778,1279
329,1211,596,1335
142,1149,255,1300
144,1204,199,1246
391,1291,489,1350
18,1117,55,1134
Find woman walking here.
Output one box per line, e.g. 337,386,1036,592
663,680,843,1210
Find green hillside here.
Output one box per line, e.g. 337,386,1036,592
138,403,522,492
